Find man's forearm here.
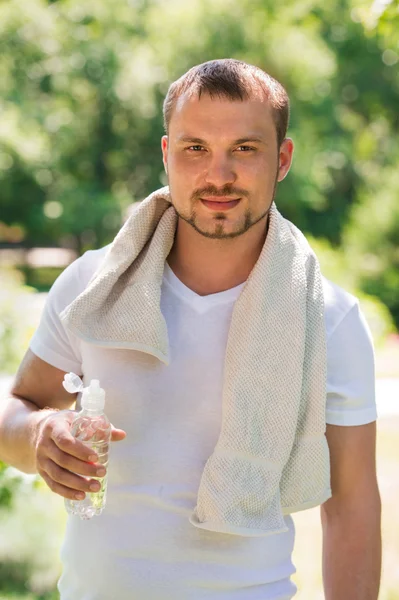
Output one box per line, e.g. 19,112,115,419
321,497,381,599
0,395,54,474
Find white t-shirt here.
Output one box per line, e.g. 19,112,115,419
30,247,377,600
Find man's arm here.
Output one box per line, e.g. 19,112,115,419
321,422,381,600
0,349,77,473
0,349,125,498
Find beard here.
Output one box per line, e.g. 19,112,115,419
172,176,278,240
177,206,268,239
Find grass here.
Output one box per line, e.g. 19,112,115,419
0,479,64,599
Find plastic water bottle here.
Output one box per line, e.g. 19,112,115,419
62,373,111,520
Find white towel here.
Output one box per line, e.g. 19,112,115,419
61,186,331,536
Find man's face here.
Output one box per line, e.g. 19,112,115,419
162,92,293,239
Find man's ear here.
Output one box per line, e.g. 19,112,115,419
277,138,294,182
161,136,168,173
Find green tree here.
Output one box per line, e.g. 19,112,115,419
0,0,398,324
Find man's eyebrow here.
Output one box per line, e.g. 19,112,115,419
234,137,266,145
176,136,207,144
176,136,267,145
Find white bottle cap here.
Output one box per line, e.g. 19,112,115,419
63,372,84,394
81,379,105,410
62,373,105,410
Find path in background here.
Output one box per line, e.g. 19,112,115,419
376,378,399,416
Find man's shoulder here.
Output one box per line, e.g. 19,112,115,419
322,276,359,340
49,246,110,308
73,245,110,287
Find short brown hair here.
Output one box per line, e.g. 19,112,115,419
163,59,290,147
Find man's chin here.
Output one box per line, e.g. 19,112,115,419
189,219,247,240
176,207,254,239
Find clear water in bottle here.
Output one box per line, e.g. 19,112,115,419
65,412,111,520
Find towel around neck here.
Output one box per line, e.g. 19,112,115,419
61,186,331,536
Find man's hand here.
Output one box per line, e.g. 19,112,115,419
0,350,126,480
35,410,126,500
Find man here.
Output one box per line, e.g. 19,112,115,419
0,59,381,599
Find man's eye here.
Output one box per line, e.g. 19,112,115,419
187,145,204,152
237,145,255,152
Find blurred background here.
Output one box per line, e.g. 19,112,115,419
0,0,398,597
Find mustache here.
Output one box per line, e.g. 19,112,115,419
191,185,249,201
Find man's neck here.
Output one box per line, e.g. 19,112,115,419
167,216,269,296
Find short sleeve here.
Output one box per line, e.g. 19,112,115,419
326,302,378,426
29,258,85,375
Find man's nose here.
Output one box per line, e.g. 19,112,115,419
204,154,237,187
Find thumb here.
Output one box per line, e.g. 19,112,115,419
111,425,127,442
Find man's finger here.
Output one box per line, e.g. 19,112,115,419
50,421,98,462
41,458,101,494
46,440,106,478
40,469,88,501
111,427,126,442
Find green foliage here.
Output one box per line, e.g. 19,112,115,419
0,269,38,374
0,478,64,599
18,266,64,292
0,268,45,512
343,166,399,327
0,593,58,600
0,560,33,596
0,6,397,592
307,235,396,345
0,0,397,325
0,461,22,509
0,558,58,599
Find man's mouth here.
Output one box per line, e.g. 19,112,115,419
200,197,241,211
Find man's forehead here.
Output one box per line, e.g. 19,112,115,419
170,92,275,139
174,90,271,115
